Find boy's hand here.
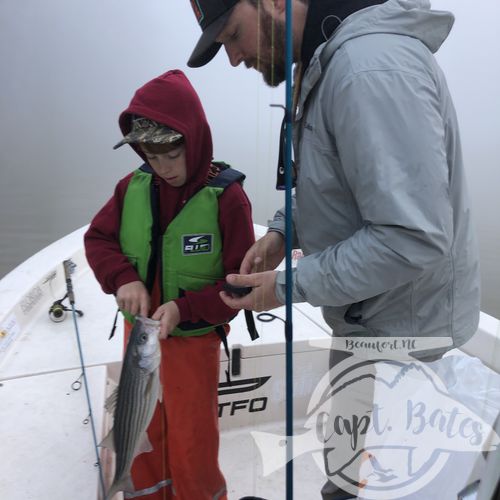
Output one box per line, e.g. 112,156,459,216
116,281,150,317
152,301,180,339
240,231,285,274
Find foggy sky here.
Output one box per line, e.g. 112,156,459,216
0,0,499,318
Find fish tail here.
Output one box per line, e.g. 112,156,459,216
105,474,134,500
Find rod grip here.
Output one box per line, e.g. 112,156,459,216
63,259,75,304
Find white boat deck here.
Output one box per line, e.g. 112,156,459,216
0,367,108,500
1,225,499,500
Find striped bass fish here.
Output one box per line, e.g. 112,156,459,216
101,316,162,499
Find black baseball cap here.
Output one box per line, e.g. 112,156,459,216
187,0,239,68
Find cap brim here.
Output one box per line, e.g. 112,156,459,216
113,130,183,150
187,10,233,68
113,138,128,150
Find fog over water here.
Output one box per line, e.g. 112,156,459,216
1,0,499,318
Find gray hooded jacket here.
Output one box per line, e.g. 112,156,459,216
271,0,480,347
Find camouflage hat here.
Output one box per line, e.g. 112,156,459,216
113,117,183,150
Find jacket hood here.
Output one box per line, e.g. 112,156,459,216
118,69,213,195
301,0,388,71
328,0,454,56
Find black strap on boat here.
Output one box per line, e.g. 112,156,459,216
218,311,259,384
245,309,259,341
215,309,259,384
215,325,231,384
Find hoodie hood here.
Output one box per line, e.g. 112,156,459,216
328,0,454,56
118,70,213,199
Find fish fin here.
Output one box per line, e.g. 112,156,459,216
99,428,115,451
106,474,135,499
136,431,154,454
105,387,119,414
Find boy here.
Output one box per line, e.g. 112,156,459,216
84,69,255,500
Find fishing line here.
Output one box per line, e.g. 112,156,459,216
246,2,294,497
63,259,106,497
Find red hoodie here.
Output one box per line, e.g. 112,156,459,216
84,70,254,324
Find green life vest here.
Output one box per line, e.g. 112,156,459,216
119,163,245,336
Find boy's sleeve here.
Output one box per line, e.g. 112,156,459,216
174,181,254,324
84,173,141,295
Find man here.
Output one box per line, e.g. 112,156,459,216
187,0,481,498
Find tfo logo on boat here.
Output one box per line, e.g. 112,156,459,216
182,234,213,255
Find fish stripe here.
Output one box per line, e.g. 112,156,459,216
116,370,150,480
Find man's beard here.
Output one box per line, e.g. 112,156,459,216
257,5,286,87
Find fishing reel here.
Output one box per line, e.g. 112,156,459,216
48,293,84,322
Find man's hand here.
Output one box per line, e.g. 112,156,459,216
152,301,180,339
116,281,150,317
220,271,282,312
240,231,285,274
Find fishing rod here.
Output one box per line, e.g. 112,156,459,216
284,0,294,498
63,259,106,498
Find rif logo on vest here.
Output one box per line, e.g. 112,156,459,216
190,0,204,24
183,234,213,255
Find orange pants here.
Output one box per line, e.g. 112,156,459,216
123,322,227,500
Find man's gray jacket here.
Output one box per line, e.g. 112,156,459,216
271,0,480,348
